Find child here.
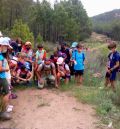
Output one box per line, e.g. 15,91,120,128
105,43,119,90
16,53,32,84
72,44,85,85
56,57,70,87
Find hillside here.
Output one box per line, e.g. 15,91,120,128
91,9,120,41
92,9,120,24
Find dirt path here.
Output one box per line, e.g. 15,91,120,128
0,88,99,129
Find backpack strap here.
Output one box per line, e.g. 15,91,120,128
82,52,85,61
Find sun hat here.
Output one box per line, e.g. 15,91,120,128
25,41,32,46
71,42,78,48
56,57,64,65
0,37,12,48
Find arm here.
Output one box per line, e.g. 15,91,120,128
0,61,9,72
16,70,26,81
26,71,32,81
110,61,119,72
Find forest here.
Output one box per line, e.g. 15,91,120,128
0,0,92,43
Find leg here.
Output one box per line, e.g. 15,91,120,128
57,72,61,86
110,80,115,90
79,75,83,85
105,77,110,87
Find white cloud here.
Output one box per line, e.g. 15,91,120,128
34,0,120,17
81,0,120,16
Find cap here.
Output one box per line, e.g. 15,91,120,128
56,57,64,65
71,42,78,48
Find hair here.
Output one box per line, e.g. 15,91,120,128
19,52,27,59
77,43,83,49
37,44,43,48
108,42,117,50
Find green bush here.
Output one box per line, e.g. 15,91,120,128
11,19,34,45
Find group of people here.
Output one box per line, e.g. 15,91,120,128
0,30,120,121
0,32,86,120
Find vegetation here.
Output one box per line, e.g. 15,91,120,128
60,39,120,129
0,0,92,42
11,20,34,44
92,9,120,41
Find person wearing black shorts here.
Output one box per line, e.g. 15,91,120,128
105,43,119,90
72,44,85,85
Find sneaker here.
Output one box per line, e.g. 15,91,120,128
38,81,44,89
0,112,12,120
6,105,14,113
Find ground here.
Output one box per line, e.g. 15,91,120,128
0,88,99,129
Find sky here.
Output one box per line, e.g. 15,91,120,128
81,0,120,17
35,0,120,17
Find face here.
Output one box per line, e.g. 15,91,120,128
38,47,43,51
110,48,116,53
77,47,82,52
25,45,31,50
2,45,8,53
45,60,51,65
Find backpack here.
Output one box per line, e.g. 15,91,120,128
118,52,120,72
70,50,85,75
41,63,53,72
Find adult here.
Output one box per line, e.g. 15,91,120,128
16,38,23,52
21,41,33,61
37,58,57,88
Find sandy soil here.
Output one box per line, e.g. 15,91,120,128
0,88,99,129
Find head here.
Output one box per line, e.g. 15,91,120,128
54,51,58,57
0,37,11,53
25,41,32,50
37,44,43,52
77,44,83,52
57,57,64,65
61,43,66,50
16,38,22,47
108,42,117,53
71,42,78,49
19,52,27,61
44,58,51,65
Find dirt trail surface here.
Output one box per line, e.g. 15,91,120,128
0,88,99,129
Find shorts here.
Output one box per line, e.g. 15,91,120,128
43,75,55,82
20,74,27,79
0,78,9,95
75,70,84,76
62,75,71,79
105,71,117,81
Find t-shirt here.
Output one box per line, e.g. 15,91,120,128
0,53,6,78
59,63,70,76
72,50,85,70
21,46,33,59
38,62,55,76
17,68,29,78
108,51,119,71
36,49,46,64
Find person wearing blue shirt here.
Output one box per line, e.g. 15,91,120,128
105,43,119,90
0,38,11,120
72,44,85,85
